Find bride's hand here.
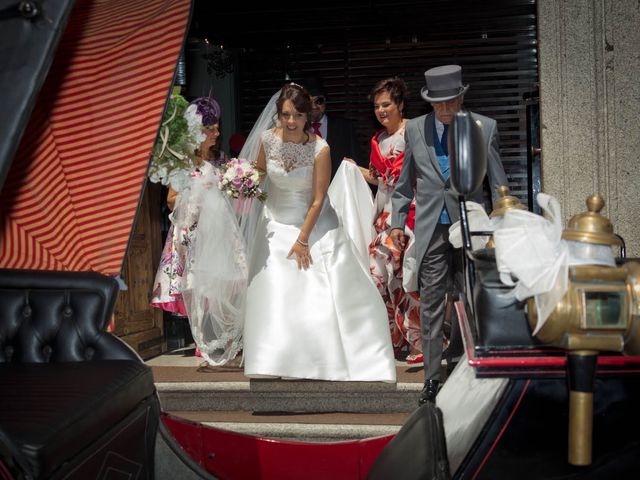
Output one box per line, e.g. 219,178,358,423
287,241,313,270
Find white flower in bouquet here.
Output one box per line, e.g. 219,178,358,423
148,164,166,184
218,158,267,208
183,104,207,155
167,168,191,193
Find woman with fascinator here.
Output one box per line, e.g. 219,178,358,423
150,96,224,331
184,83,396,381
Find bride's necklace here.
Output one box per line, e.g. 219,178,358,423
281,128,307,145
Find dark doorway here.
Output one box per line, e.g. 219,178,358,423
190,0,539,206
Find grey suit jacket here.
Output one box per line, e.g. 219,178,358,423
391,111,508,265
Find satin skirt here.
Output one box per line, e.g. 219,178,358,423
243,198,397,382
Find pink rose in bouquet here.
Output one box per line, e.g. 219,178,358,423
218,158,267,215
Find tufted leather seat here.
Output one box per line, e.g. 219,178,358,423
0,269,159,479
0,274,137,363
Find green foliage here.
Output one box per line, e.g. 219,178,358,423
148,91,197,189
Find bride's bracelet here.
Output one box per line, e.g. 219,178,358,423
296,238,309,247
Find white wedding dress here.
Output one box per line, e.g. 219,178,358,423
242,130,396,382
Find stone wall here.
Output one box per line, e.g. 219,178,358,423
537,0,640,256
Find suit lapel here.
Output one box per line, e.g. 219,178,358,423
326,116,341,142
421,114,445,183
326,117,334,141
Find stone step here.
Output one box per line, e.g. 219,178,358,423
156,379,422,413
151,362,426,413
168,411,409,442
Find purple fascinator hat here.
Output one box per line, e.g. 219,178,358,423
189,96,221,126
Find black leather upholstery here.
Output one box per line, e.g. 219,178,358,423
368,403,450,480
472,249,542,352
0,269,136,363
0,361,156,478
0,269,159,479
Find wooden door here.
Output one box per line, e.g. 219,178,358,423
113,180,165,359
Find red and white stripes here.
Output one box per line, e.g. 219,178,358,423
0,0,191,275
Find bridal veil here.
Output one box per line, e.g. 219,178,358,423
178,92,279,365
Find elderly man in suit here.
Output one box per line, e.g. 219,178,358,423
390,65,508,405
303,76,365,178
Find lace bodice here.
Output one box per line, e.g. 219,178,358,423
261,129,328,173
260,129,332,226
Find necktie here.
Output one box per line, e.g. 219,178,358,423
437,124,451,224
441,124,448,156
312,122,322,137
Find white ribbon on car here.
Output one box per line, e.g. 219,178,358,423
492,193,569,334
448,201,493,250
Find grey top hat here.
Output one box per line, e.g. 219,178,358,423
420,65,469,103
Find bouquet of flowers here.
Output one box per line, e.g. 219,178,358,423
148,88,203,192
218,158,267,215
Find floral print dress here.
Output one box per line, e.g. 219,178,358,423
368,127,422,355
150,162,214,315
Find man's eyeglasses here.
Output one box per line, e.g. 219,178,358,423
311,96,326,106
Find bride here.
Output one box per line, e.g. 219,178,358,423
182,83,396,382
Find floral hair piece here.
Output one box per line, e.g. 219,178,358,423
188,96,221,126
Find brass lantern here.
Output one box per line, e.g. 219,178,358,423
526,194,640,466
485,185,527,248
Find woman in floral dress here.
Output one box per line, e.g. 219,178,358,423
150,97,223,317
354,78,423,363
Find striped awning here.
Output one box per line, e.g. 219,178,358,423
0,0,192,275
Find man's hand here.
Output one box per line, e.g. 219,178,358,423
390,228,407,251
